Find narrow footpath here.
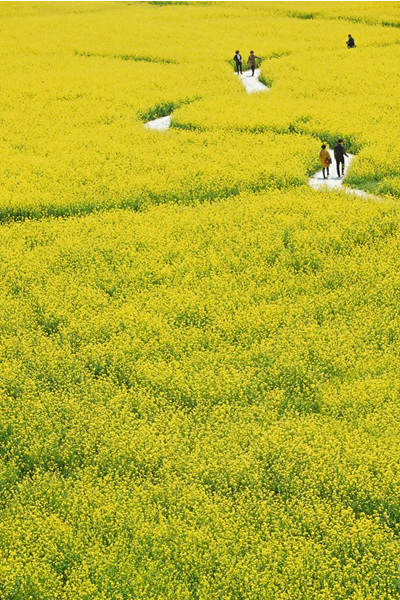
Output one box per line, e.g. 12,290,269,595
144,115,171,131
308,149,379,199
144,69,268,131
234,68,269,93
144,68,380,201
309,150,356,192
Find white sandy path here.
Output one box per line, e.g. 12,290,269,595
309,149,355,191
143,71,380,201
308,148,378,199
144,68,268,131
144,115,171,131
234,68,269,93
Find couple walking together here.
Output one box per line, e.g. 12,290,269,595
320,140,349,180
233,50,260,76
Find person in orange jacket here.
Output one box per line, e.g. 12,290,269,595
320,144,332,179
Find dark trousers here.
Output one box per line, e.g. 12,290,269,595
336,159,344,177
322,167,330,179
236,61,243,74
250,65,255,76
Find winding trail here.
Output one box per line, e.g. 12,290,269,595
144,69,268,131
308,149,379,200
144,68,379,201
309,150,356,192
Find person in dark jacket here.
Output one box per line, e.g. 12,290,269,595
233,50,243,75
347,34,356,49
334,139,349,177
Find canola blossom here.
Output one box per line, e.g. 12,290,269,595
1,2,400,599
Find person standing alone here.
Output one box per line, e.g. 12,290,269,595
347,34,356,49
233,50,243,75
248,51,261,76
334,139,349,178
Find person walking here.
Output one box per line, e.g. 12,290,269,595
334,139,349,177
248,51,261,76
346,34,356,49
233,50,243,75
320,144,332,179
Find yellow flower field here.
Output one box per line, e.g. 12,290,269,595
2,0,400,218
1,2,400,599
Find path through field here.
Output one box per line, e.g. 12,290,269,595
235,67,269,93
308,149,381,200
144,67,377,200
144,68,268,131
144,115,171,131
309,149,356,192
